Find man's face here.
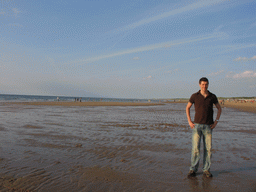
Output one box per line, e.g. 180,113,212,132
199,81,209,91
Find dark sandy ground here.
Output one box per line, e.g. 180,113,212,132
0,102,255,191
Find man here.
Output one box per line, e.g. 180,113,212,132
186,77,222,178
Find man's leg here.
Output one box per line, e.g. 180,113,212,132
190,124,202,172
202,125,212,173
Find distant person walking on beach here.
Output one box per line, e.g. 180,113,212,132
186,77,222,178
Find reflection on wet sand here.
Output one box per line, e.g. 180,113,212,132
0,102,255,191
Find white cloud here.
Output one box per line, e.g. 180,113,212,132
231,71,256,79
209,70,224,76
12,8,21,16
75,33,222,64
117,0,227,32
143,75,152,80
116,77,122,81
8,23,23,27
0,8,21,17
233,57,247,61
132,57,140,60
250,22,256,28
165,69,179,74
233,56,256,61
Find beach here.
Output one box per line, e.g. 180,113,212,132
221,100,256,113
0,101,255,191
4,101,164,107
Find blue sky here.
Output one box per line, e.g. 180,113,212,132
1,0,256,99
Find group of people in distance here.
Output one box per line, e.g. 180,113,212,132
74,98,82,102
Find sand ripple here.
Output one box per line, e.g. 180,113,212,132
0,103,255,191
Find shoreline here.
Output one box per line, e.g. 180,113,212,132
3,101,165,107
2,100,256,113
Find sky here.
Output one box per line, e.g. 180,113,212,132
0,0,256,99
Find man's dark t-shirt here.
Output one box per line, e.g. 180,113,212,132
189,90,218,125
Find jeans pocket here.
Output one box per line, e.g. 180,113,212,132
205,125,212,134
194,123,199,129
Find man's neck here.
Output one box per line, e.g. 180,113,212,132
200,90,209,97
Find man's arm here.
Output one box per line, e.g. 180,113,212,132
210,102,222,129
186,102,195,129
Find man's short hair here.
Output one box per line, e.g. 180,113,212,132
199,77,209,84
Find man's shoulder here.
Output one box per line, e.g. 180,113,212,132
208,91,219,104
208,91,217,98
190,91,200,97
189,91,200,103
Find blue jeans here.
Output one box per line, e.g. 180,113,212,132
190,123,212,172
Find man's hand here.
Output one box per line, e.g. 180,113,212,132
211,103,221,129
210,121,218,129
186,102,195,129
189,121,195,129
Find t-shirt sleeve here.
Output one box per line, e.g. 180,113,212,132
189,94,195,104
213,94,218,104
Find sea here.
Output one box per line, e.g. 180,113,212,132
0,94,152,103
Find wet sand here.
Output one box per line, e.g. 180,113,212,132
0,102,255,191
4,101,164,107
166,99,256,113
221,100,256,113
